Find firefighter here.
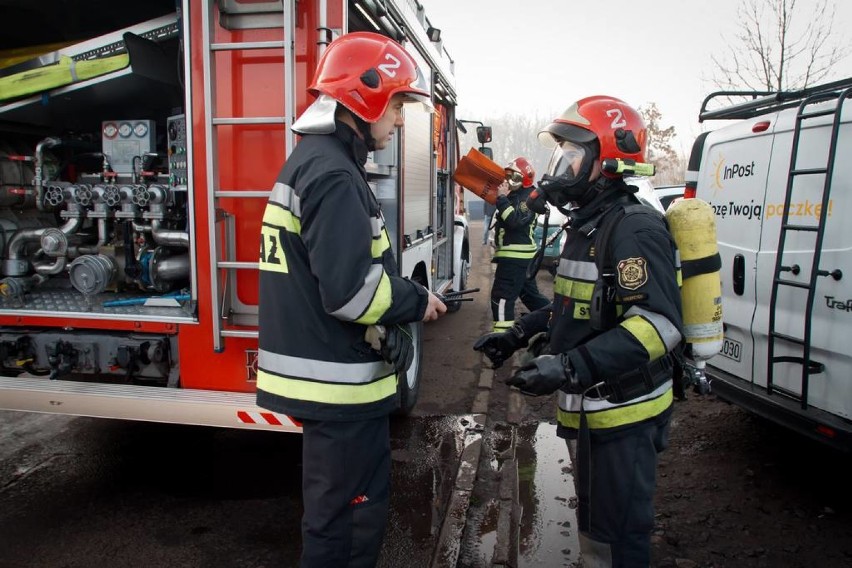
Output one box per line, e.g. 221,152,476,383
256,32,446,568
489,157,550,332
474,96,683,567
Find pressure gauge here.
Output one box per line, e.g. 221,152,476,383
118,122,132,138
133,122,149,137
103,122,118,139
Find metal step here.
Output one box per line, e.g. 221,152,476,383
210,40,285,51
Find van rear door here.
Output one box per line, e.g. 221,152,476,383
696,120,776,385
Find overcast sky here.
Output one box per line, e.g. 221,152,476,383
423,0,852,154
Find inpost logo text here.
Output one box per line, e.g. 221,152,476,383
711,156,757,192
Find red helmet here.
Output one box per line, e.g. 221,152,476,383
308,31,432,123
538,96,647,178
505,157,535,188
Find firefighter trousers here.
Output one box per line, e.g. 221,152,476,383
490,258,549,330
568,408,671,567
300,416,391,568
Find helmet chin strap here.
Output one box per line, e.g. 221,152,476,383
349,111,377,152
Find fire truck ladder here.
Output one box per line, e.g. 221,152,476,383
766,84,852,408
201,0,296,350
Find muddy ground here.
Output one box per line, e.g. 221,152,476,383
652,392,852,568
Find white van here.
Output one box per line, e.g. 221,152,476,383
687,78,852,451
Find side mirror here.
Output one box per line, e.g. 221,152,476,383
476,126,492,144
478,146,494,160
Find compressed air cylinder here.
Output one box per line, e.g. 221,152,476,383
665,198,723,362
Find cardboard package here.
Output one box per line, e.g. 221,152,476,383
453,148,505,205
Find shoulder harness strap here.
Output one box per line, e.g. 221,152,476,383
588,204,639,330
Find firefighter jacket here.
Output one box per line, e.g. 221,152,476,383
519,189,683,438
493,186,539,261
256,122,428,421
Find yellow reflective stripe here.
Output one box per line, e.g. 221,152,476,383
262,202,301,234
620,316,667,360
557,388,673,429
372,228,391,258
553,277,594,301
493,320,513,332
259,225,288,273
493,250,537,259
624,306,682,350
354,270,392,324
257,369,397,404
495,243,537,252
500,206,515,220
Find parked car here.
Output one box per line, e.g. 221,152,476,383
630,177,666,213
654,184,685,211
534,208,568,273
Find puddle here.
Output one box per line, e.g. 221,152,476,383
516,422,580,567
382,415,477,567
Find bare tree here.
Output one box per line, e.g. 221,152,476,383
639,103,677,163
713,0,850,91
457,110,553,180
639,103,685,185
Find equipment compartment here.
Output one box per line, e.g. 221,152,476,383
0,5,194,322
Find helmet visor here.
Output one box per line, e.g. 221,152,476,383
401,91,435,112
400,66,434,112
546,140,587,177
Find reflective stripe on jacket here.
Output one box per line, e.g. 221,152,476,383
257,123,427,421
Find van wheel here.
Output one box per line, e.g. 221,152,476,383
395,321,423,415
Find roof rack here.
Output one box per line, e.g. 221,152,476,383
698,77,852,122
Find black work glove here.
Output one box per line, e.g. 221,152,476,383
366,324,414,373
473,323,527,369
506,353,586,396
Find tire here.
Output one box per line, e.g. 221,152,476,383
445,253,470,314
395,321,423,415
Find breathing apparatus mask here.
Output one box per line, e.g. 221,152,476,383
535,139,601,209
505,169,524,190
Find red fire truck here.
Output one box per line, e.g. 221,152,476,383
0,0,470,431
